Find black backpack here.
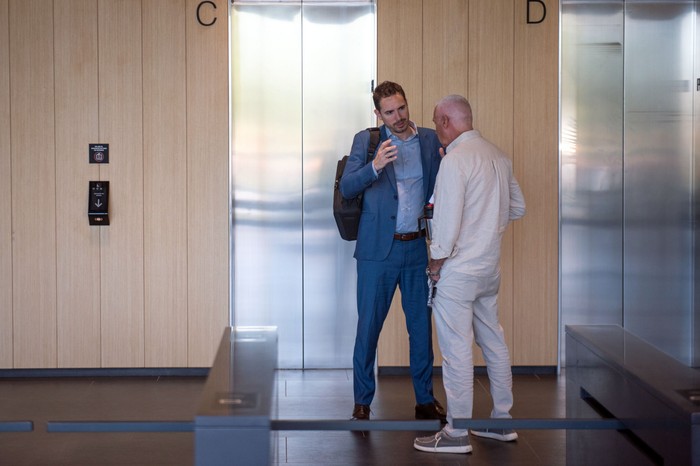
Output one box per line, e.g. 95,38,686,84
333,127,380,241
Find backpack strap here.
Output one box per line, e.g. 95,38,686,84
367,127,380,162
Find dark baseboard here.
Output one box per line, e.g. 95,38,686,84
0,366,558,378
0,367,210,378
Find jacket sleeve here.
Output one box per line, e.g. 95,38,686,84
339,129,379,199
419,127,443,203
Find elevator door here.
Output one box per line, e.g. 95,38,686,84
230,2,376,368
560,0,700,366
623,0,695,363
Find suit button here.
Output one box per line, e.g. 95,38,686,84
394,195,398,200
391,216,396,220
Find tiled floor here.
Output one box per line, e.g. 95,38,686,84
274,370,568,465
0,370,570,465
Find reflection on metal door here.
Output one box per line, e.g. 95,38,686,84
230,1,376,368
560,0,700,366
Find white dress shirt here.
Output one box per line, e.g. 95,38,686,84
429,130,526,277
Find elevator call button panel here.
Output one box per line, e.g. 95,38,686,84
88,181,109,225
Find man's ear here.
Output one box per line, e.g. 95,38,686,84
373,108,382,121
440,114,449,128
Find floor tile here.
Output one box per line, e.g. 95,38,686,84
0,371,569,465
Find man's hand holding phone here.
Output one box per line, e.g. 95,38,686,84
373,139,398,171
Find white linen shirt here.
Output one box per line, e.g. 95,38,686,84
429,130,526,277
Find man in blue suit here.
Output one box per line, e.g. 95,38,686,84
340,81,445,422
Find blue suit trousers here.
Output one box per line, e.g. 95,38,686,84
353,237,435,406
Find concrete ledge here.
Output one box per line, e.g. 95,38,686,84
566,324,700,465
195,326,277,466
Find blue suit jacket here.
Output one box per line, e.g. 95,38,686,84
339,125,442,261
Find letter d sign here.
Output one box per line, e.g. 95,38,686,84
527,0,546,24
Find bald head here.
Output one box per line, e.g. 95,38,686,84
432,95,473,146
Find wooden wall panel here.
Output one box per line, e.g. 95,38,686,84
468,0,514,148
422,0,470,366
0,0,556,369
143,0,188,367
10,0,57,368
55,0,101,368
0,0,11,368
186,0,229,367
468,0,515,365
512,0,558,365
98,0,145,367
376,0,424,367
377,0,559,368
376,0,423,124
422,0,469,125
377,0,471,368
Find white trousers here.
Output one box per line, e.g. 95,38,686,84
432,268,514,436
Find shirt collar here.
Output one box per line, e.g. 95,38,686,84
446,129,480,153
385,121,418,142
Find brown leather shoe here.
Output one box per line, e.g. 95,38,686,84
352,404,370,420
415,399,447,423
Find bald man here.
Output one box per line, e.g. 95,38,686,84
414,95,526,455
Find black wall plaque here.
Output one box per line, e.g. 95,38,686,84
89,144,109,164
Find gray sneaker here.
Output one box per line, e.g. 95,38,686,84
413,429,472,454
470,428,518,442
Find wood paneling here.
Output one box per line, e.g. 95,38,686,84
98,0,145,367
143,0,188,367
468,0,514,149
376,0,424,367
0,0,555,369
377,0,423,124
186,0,229,367
512,0,558,365
10,0,57,368
0,0,11,368
377,0,559,368
422,0,469,126
468,0,515,365
55,0,101,368
0,0,231,369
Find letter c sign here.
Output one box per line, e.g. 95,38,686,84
197,1,217,27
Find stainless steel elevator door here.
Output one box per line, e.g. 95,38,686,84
560,1,625,365
623,1,695,363
560,0,699,366
230,2,376,368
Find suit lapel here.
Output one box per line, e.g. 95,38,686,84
381,126,398,193
418,128,431,200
